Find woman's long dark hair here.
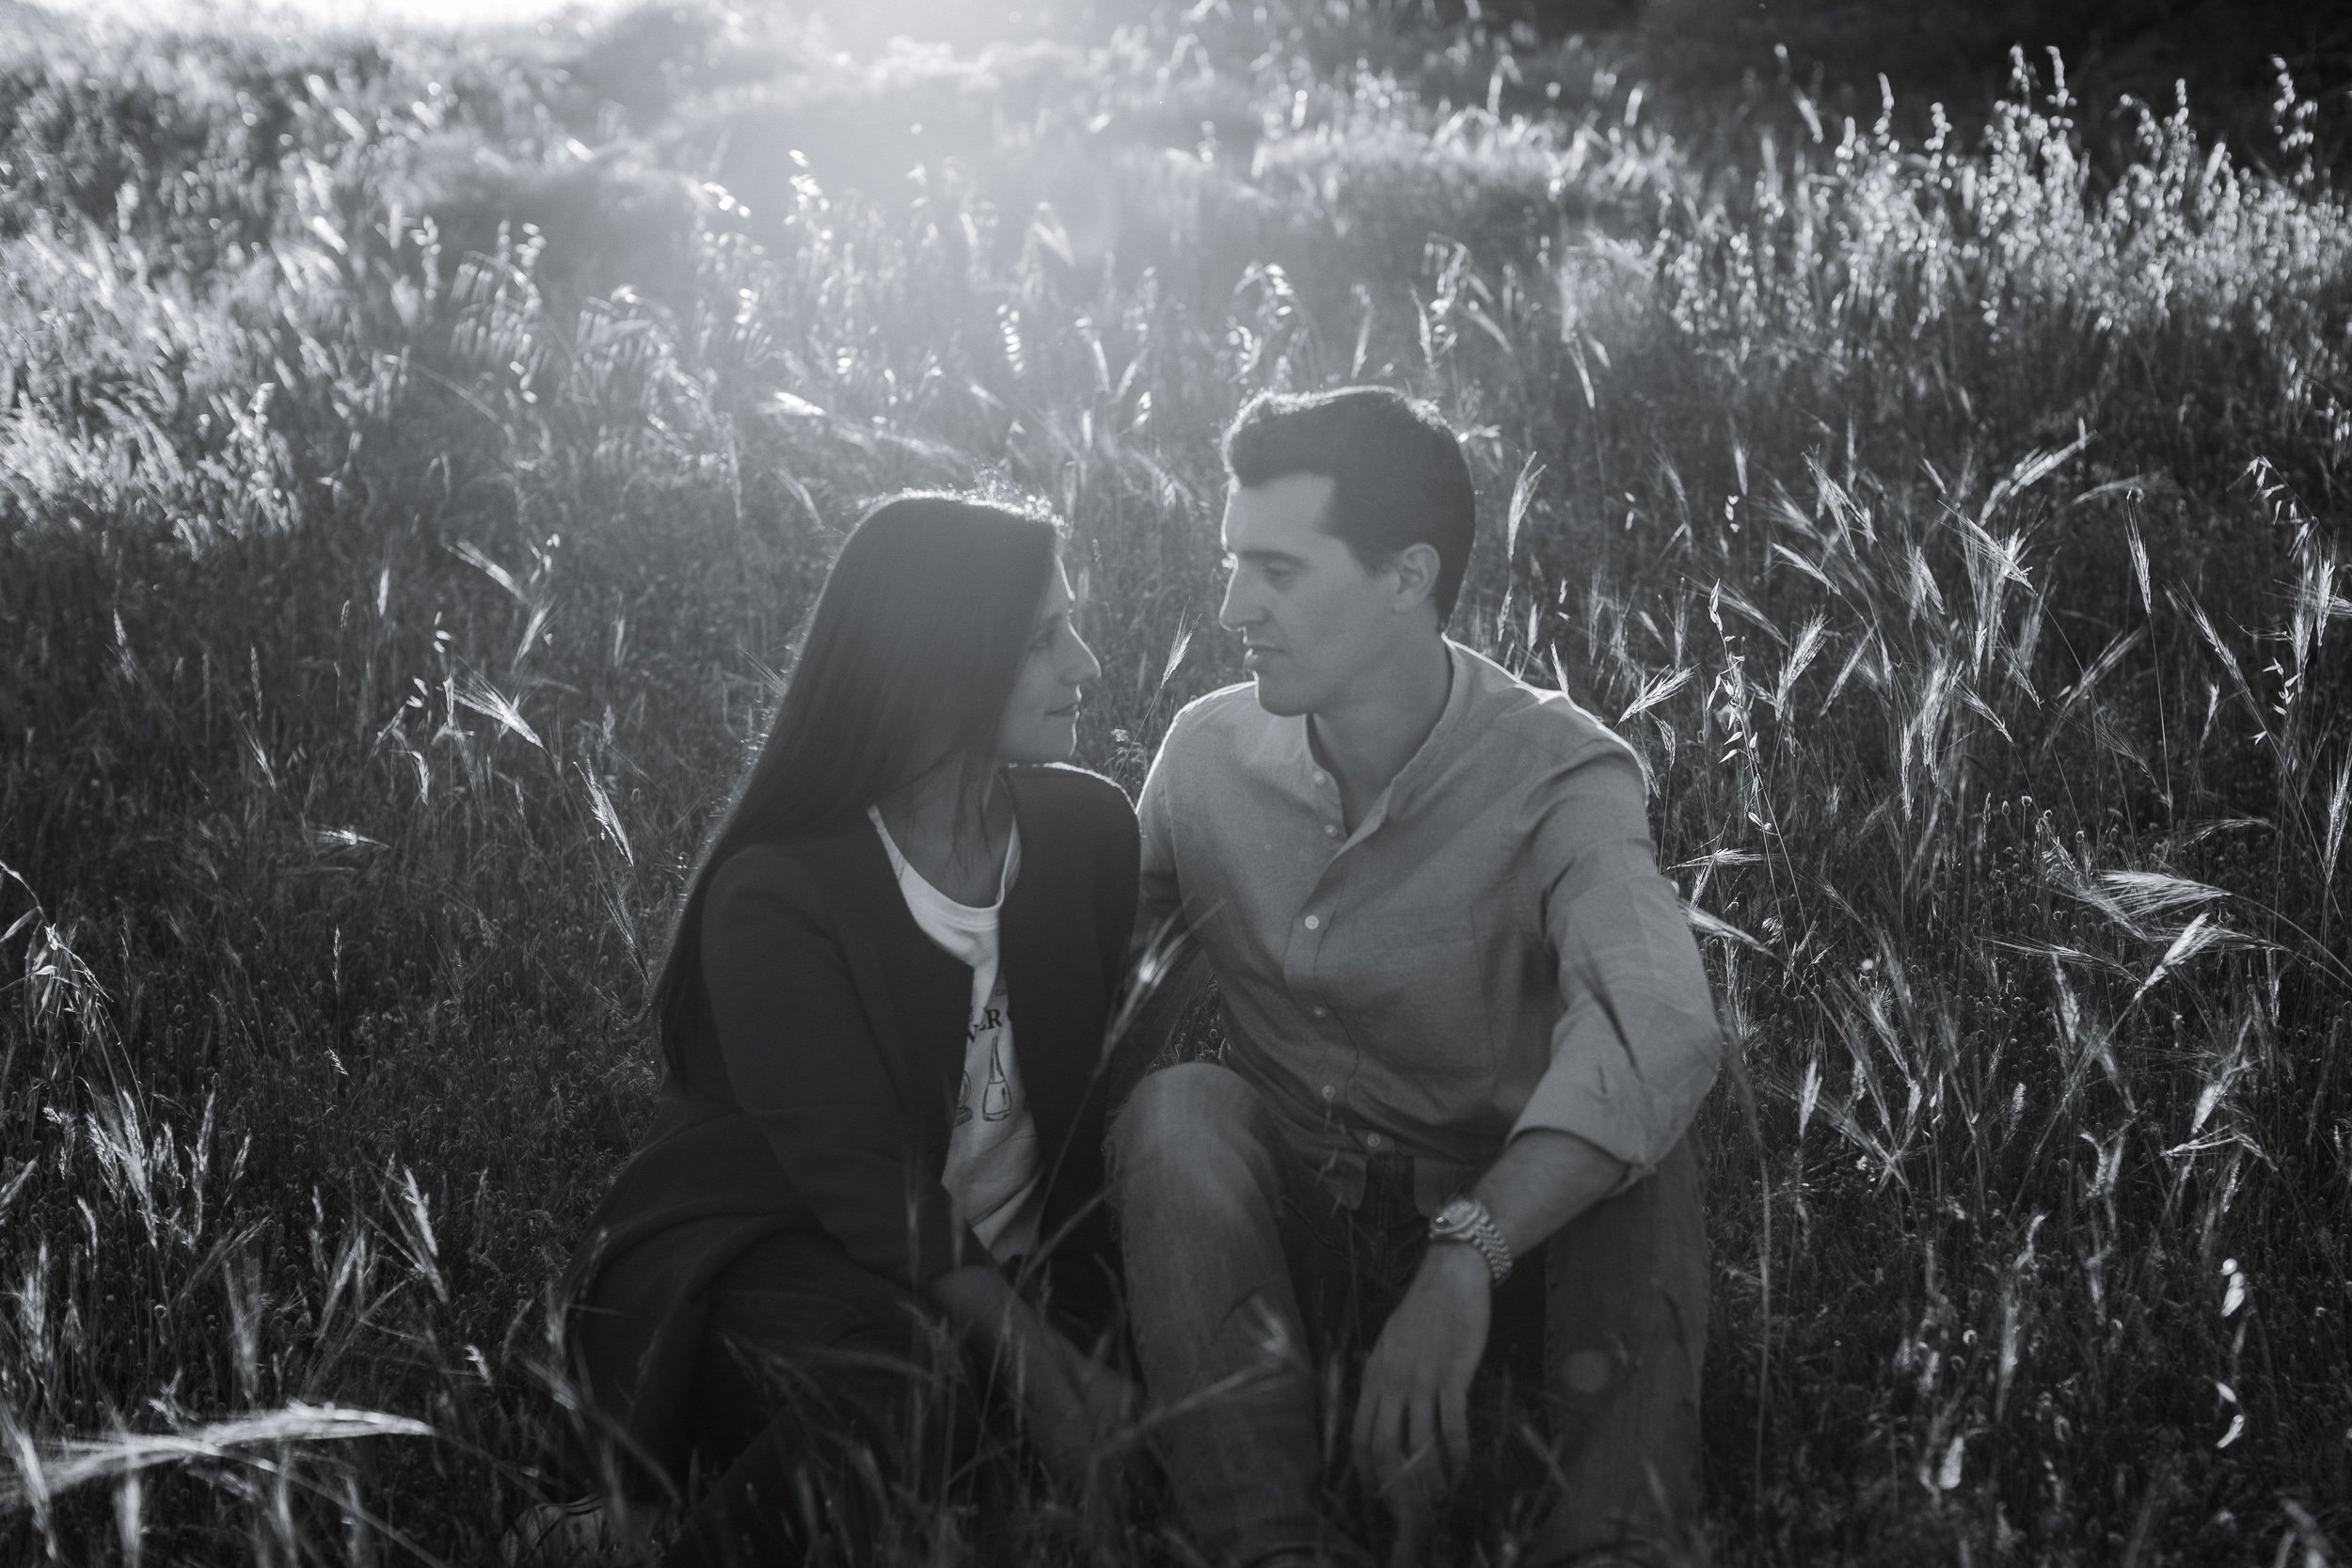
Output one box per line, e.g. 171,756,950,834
651,491,1063,1076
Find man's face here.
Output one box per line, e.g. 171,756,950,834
1217,472,1405,717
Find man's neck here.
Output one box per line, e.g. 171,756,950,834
1307,634,1454,831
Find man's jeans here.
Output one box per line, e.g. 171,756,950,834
1109,1063,1708,1566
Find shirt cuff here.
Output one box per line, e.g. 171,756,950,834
1506,990,1724,1181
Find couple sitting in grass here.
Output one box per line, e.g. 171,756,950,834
563,388,1725,1568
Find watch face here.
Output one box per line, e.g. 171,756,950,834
1436,1197,1477,1231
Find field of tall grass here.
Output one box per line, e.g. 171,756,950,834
1,2,2346,1562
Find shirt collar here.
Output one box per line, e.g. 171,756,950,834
1383,639,1480,822
1273,638,1483,828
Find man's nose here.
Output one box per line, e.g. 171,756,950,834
1067,635,1103,686
1216,571,1256,629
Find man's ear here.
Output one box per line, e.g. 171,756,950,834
1390,542,1442,613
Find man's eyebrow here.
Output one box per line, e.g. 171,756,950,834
1229,546,1310,566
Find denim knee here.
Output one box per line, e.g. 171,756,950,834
1108,1063,1281,1210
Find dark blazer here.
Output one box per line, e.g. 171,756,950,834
564,764,1139,1485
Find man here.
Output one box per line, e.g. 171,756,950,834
1111,387,1723,1568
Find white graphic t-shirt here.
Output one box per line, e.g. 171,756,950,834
868,808,1043,1261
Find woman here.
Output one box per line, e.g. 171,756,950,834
563,492,1139,1565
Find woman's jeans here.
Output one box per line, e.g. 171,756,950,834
1110,1063,1708,1567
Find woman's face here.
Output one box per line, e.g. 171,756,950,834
995,559,1102,765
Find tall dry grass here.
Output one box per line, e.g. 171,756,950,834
0,4,2345,1562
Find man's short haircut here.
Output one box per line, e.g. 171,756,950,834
1221,386,1476,622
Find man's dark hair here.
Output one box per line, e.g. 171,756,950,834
1222,386,1476,621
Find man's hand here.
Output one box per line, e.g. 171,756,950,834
1348,1132,1627,1528
1351,1240,1490,1514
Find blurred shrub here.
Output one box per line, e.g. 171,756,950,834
1632,0,2352,166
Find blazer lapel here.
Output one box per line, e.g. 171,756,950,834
803,820,969,1153
807,782,1108,1198
1001,772,1105,1168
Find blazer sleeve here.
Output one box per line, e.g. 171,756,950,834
699,844,982,1289
1093,783,1142,990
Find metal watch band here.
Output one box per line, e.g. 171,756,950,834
1434,1198,1514,1285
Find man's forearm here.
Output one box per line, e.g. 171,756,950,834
1466,1128,1627,1265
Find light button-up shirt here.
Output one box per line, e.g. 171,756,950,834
1136,640,1724,1212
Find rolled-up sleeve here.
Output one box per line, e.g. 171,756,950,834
1507,749,1724,1176
701,847,984,1288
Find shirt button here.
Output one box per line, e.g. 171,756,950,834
1320,1084,1336,1101
1303,914,1320,930
1313,769,1329,785
1311,1006,1328,1019
1323,823,1340,838
1365,1132,1385,1149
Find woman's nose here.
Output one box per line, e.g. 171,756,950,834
1067,632,1103,686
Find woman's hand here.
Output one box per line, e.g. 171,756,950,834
1017,1330,1139,1485
923,1264,1137,1488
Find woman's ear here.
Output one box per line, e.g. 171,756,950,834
1390,542,1442,613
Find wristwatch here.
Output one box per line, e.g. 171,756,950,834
1429,1195,1514,1285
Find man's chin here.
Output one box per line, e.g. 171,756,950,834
1248,673,1311,717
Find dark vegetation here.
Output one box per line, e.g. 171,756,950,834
0,0,2347,1561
